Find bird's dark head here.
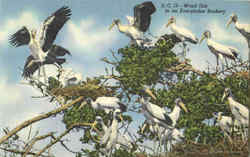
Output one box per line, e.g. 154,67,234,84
227,13,238,28
230,13,238,23
108,19,120,30
95,116,103,123
200,30,211,44
175,98,188,113
212,112,218,117
113,109,123,121
166,16,176,27
86,98,93,105
222,88,232,101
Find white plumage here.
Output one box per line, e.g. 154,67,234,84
213,112,233,135
100,110,120,156
227,13,250,42
200,31,239,71
222,88,248,126
58,68,83,87
9,6,71,82
126,16,135,26
87,97,127,114
109,1,156,47
95,116,133,150
166,16,198,44
222,88,248,140
165,16,198,57
139,97,188,129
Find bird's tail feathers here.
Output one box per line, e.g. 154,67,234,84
118,102,127,112
228,47,239,59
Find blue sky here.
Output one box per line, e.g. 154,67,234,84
0,0,249,156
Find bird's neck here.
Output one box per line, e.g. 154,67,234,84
234,21,240,28
116,23,130,34
169,105,181,123
101,122,107,131
111,118,118,132
170,23,176,31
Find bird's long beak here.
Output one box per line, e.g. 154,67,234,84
165,20,172,28
108,22,115,31
226,18,233,28
119,114,124,121
179,102,188,113
91,121,98,131
218,114,222,121
199,35,205,45
144,88,157,100
141,123,147,134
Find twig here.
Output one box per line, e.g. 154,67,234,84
0,147,49,157
34,122,94,157
0,96,84,145
22,132,55,157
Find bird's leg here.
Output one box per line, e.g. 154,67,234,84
225,58,229,67
38,65,41,77
216,56,219,72
42,65,47,83
140,123,147,134
182,42,187,58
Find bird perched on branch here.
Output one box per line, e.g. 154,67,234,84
109,1,156,47
86,96,127,121
165,16,198,57
138,97,188,130
213,112,233,139
57,68,83,87
9,6,72,82
222,88,248,141
200,30,239,71
93,116,134,150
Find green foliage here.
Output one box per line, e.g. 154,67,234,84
115,40,178,94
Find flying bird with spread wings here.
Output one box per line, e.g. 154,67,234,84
9,6,72,82
108,1,156,47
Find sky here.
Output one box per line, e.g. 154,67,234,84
0,0,249,156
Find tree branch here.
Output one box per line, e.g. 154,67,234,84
34,122,94,157
0,147,49,157
22,132,55,157
0,96,84,145
165,62,204,76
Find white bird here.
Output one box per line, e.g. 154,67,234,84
126,16,135,26
152,126,184,152
165,16,198,57
58,68,83,87
94,116,133,150
9,6,71,82
222,88,248,138
87,97,127,120
100,110,120,156
200,30,239,71
222,88,248,126
213,112,233,136
109,1,156,47
139,97,188,130
227,13,250,49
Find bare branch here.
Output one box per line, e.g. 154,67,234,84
22,132,55,157
0,96,84,145
34,122,94,157
0,147,49,157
